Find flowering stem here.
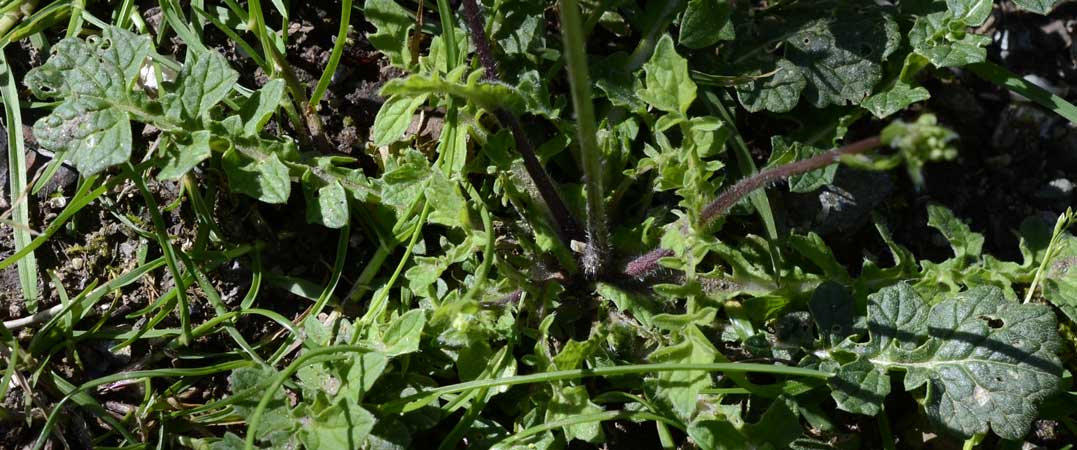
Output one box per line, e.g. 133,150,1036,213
622,136,883,279
559,0,609,278
461,0,584,247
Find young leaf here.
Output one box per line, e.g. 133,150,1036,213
824,283,1063,440
637,34,696,115
379,309,426,356
240,78,286,136
372,94,428,146
302,171,349,229
909,11,992,68
166,50,239,124
222,147,292,204
861,81,931,118
159,130,213,180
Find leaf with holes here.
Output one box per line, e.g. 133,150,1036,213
729,3,899,110
819,282,1063,440
23,28,151,175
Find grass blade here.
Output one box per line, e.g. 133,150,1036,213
0,48,39,311
968,61,1077,124
308,0,351,107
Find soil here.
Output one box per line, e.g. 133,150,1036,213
1,1,1076,449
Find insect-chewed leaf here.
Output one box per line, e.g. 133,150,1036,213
735,58,806,113
729,3,899,110
364,0,413,67
825,282,1063,440
24,27,151,175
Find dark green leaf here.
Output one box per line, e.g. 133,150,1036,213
824,283,1063,440
679,0,733,49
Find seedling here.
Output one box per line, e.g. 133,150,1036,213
5,1,1076,449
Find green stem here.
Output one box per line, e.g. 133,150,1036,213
461,185,494,304
354,200,431,337
969,61,1077,124
34,359,253,450
435,0,457,67
244,346,371,450
497,410,683,447
558,0,607,277
309,0,351,107
383,362,830,413
127,164,192,345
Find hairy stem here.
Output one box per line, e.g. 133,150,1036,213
559,0,608,277
461,0,584,247
461,0,498,81
622,136,883,279
497,110,585,244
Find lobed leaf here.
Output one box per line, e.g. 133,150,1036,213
166,50,239,125
23,29,150,175
822,283,1063,440
637,34,696,115
222,147,292,204
731,3,899,111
